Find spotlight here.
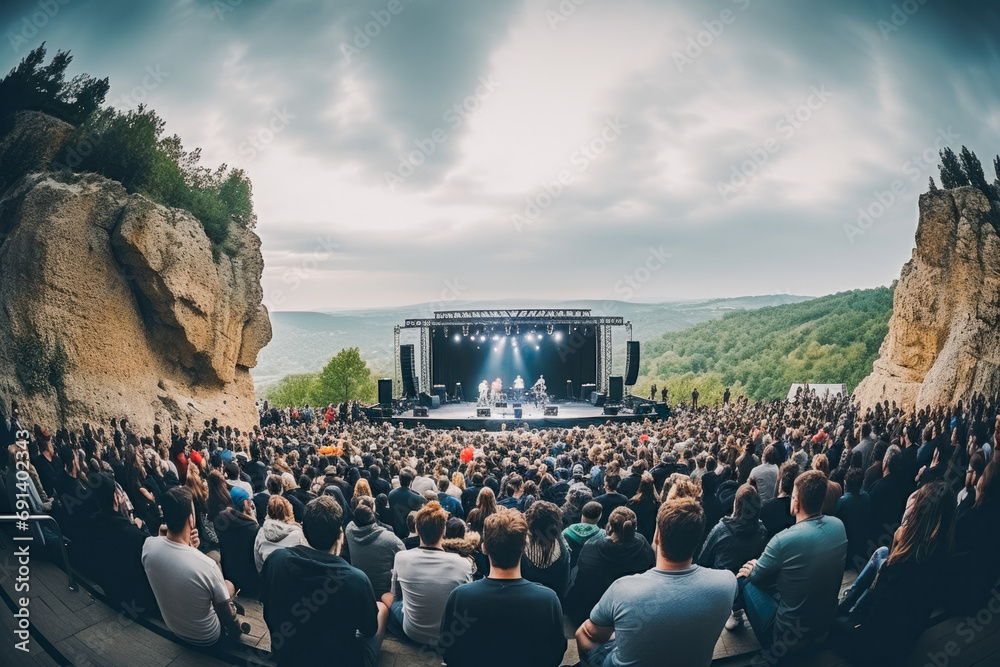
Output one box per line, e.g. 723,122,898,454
493,334,499,341
535,345,540,350
453,334,460,343
516,325,520,334
554,332,563,341
493,346,497,352
480,335,486,342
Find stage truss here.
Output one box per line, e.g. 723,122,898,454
394,309,631,398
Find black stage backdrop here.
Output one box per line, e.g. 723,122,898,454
431,324,596,399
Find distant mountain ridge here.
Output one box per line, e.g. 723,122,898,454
252,295,812,388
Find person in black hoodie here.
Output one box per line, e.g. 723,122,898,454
697,483,768,574
214,487,261,598
759,461,797,539
835,468,872,571
592,474,628,529
261,496,388,666
625,472,659,543
72,473,158,616
564,506,655,624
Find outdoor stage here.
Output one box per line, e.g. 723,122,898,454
384,400,668,431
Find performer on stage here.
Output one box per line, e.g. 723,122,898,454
532,375,546,406
491,377,504,403
478,379,490,406
513,375,525,401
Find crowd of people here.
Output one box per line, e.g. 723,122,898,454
2,387,1000,666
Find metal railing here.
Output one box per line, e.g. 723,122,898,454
0,514,77,591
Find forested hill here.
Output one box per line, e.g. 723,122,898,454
638,287,894,403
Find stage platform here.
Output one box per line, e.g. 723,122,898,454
381,400,666,431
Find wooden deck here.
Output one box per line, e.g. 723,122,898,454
2,529,999,666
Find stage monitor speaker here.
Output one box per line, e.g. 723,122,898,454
377,378,392,406
566,380,574,400
418,393,441,409
603,405,620,416
635,404,653,415
495,401,508,408
513,403,522,409
580,383,596,401
400,344,417,397
432,384,447,403
544,406,558,416
477,408,491,418
514,407,523,419
625,340,640,386
608,376,624,403
413,407,428,417
591,392,606,407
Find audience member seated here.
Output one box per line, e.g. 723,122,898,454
440,511,566,667
142,487,247,647
384,501,472,647
736,470,847,652
834,481,956,665
576,498,737,667
565,506,655,624
593,474,628,529
835,467,872,570
759,461,796,538
253,494,306,572
388,467,425,537
261,496,388,666
346,495,405,598
214,486,261,598
520,500,571,599
562,500,605,569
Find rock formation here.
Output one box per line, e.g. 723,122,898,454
0,112,271,431
854,186,1000,409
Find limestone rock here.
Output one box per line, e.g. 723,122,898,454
0,165,271,431
854,186,1000,409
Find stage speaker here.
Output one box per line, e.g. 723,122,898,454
625,341,640,386
580,383,596,401
603,405,620,416
377,379,392,406
413,407,428,417
566,380,573,400
591,392,607,407
495,401,508,408
418,393,441,409
514,407,523,419
400,344,417,397
608,376,624,403
513,403,522,409
635,404,653,415
544,406,558,416
432,384,447,403
477,408,491,418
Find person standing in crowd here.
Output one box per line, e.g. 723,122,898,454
440,511,566,667
576,498,736,667
261,496,388,666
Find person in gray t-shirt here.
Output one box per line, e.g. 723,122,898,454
576,498,737,667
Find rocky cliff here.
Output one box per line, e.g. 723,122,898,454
0,112,271,431
854,186,1000,409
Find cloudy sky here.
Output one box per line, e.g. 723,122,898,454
3,0,999,311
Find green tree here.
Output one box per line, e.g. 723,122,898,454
959,146,990,192
939,147,969,189
0,43,109,130
928,176,938,193
265,373,319,408
312,347,377,405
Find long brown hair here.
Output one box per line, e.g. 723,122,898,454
888,481,955,566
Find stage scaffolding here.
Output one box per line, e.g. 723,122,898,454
394,309,631,398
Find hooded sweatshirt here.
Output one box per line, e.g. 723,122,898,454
345,521,405,597
562,523,606,569
565,533,655,623
254,518,307,572
696,515,769,574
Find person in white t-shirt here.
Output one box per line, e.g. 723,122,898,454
142,487,247,646
383,501,473,646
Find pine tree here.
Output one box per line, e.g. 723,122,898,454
959,146,990,192
939,147,969,189
928,176,938,192
993,155,1000,184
